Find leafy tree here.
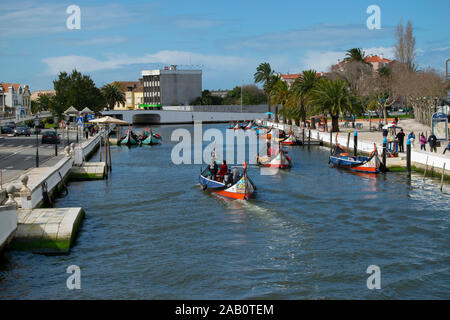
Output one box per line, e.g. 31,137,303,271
309,78,360,132
53,69,105,116
270,78,289,123
254,62,275,112
102,82,125,110
344,48,368,64
289,70,320,125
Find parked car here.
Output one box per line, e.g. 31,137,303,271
13,125,31,136
41,130,60,144
1,126,14,134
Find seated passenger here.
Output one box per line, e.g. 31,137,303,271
217,160,228,180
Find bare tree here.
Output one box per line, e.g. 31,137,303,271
394,20,416,71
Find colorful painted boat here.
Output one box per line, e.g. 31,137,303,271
280,132,299,145
199,163,256,200
256,149,292,169
329,144,381,173
141,129,162,145
243,121,253,130
120,129,141,146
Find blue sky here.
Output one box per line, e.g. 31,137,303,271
1,0,449,91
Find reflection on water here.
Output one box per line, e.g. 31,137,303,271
0,124,449,300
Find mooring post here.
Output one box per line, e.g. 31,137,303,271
354,131,358,156
308,129,311,149
346,129,351,152
406,138,411,175
330,131,333,154
440,163,446,192
302,128,305,147
382,137,387,173
108,137,112,172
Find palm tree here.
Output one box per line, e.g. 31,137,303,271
270,78,288,123
309,78,359,132
290,70,320,126
101,82,125,110
344,48,368,63
254,62,274,113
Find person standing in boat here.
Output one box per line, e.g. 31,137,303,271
209,159,218,181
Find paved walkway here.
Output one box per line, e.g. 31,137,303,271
336,118,449,156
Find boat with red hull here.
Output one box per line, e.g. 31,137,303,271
329,144,381,173
199,162,256,200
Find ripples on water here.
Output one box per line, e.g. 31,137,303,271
0,124,448,299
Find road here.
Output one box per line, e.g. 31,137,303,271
0,130,87,184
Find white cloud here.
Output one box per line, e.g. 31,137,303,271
301,51,346,72
42,50,255,75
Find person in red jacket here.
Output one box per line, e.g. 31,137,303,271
217,160,228,181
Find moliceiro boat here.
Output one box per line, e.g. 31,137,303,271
256,148,292,169
280,131,299,146
119,128,141,146
199,162,256,200
141,128,162,145
329,143,381,173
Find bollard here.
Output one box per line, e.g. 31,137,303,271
354,131,358,156
20,174,32,209
382,137,387,173
308,129,311,149
302,128,305,147
330,131,332,154
55,139,58,156
5,185,17,207
406,138,411,174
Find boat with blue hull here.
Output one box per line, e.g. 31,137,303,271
199,162,256,200
329,144,381,173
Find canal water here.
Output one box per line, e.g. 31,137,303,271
0,124,449,299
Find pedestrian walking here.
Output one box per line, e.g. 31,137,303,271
428,133,437,153
396,129,406,152
420,133,427,151
408,131,415,147
443,139,450,155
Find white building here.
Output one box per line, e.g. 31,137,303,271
0,83,31,119
141,65,202,106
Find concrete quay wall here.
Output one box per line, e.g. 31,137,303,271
265,120,450,178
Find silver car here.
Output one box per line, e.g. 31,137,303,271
13,125,31,136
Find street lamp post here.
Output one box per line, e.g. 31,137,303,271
240,82,243,113
34,116,40,167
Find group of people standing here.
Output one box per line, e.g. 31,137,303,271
394,130,449,154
